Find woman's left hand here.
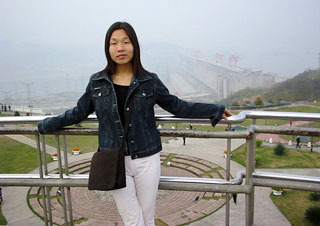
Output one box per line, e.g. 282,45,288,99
222,108,232,120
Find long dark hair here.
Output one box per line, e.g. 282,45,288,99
101,21,146,76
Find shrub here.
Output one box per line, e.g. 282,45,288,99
14,111,20,116
273,143,285,156
309,192,320,201
254,97,264,106
305,205,320,225
256,139,263,147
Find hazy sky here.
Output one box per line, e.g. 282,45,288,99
0,0,319,89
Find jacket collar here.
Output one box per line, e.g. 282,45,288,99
93,70,152,83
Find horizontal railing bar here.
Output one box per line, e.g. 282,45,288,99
234,110,320,122
1,111,320,125
160,183,252,193
253,171,320,184
0,178,252,193
158,129,250,138
1,172,319,192
253,125,320,136
0,178,87,187
1,125,320,137
0,127,251,138
0,174,244,185
2,171,320,191
253,178,320,192
2,172,318,186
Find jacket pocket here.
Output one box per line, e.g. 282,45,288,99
92,87,111,114
134,89,154,111
92,87,111,98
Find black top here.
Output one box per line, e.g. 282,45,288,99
113,83,129,128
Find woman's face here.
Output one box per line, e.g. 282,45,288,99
109,29,134,66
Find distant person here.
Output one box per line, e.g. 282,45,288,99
37,21,232,226
289,121,292,127
182,135,186,145
189,123,193,130
296,136,301,149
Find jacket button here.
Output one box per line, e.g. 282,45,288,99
130,140,135,144
129,123,132,128
120,136,123,139
142,92,146,96
126,107,130,111
135,155,138,158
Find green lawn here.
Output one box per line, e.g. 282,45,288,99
308,102,320,107
0,203,7,225
0,114,12,117
0,135,53,225
0,136,52,173
273,106,320,113
271,190,320,226
232,144,320,168
27,134,99,154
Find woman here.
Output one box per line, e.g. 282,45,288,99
38,21,232,226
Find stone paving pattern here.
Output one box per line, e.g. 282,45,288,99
28,152,227,225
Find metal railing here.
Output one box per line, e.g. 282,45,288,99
0,111,320,226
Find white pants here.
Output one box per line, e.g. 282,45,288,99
112,153,161,226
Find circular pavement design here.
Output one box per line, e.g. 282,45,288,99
28,152,227,226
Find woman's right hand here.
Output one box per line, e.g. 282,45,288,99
222,108,232,121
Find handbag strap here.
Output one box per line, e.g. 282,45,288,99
119,93,135,149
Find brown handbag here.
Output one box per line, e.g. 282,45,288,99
88,94,134,191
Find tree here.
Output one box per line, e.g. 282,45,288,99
254,97,263,106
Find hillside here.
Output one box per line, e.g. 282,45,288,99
221,68,320,105
262,69,320,101
220,87,265,105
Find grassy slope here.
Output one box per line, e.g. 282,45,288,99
0,136,53,174
0,136,52,224
232,144,320,168
271,190,319,226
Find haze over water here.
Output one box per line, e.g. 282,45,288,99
0,0,319,101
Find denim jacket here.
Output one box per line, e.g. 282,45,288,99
38,70,225,159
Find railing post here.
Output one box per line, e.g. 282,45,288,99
245,136,255,226
35,134,49,226
63,135,74,226
252,119,256,172
225,123,232,226
55,135,69,226
41,134,53,226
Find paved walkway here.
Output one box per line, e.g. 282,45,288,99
1,134,318,225
256,120,320,146
164,138,291,226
